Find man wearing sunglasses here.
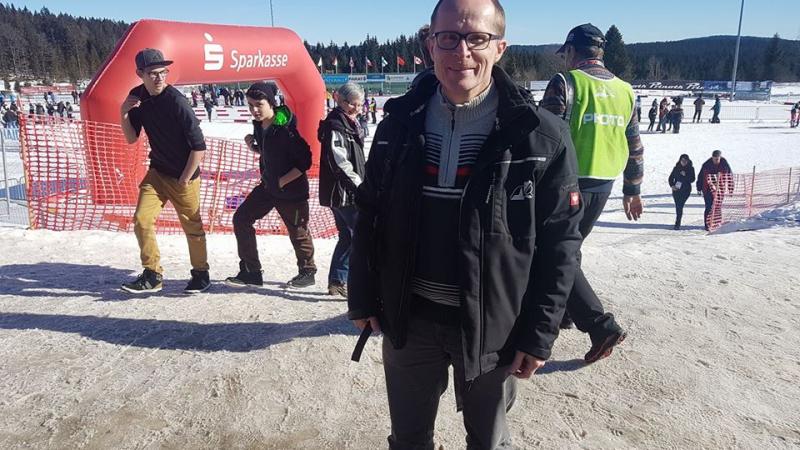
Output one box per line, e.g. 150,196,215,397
348,0,583,447
120,48,211,294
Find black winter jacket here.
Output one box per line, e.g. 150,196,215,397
347,67,584,381
318,107,366,208
251,105,312,201
668,164,695,194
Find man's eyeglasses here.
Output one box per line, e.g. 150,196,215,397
431,31,501,50
147,69,169,80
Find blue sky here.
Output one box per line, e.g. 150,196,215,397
13,1,800,46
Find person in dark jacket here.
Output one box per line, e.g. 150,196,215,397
647,101,657,132
696,149,733,231
670,97,684,134
348,0,583,447
318,82,367,298
692,94,705,123
657,97,669,132
668,154,695,230
225,82,317,288
203,95,214,122
710,95,721,123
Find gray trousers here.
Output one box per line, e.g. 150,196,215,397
383,316,516,450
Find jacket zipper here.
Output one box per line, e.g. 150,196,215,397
397,139,423,342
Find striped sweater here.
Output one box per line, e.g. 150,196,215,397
412,84,499,309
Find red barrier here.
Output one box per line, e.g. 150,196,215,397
709,168,800,231
19,114,336,238
81,19,326,204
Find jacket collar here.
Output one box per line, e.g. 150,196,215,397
385,66,538,150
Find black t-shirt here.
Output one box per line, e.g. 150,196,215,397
128,85,207,179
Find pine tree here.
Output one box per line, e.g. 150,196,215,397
762,34,785,81
603,25,633,80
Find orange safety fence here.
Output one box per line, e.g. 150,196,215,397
19,114,337,238
708,167,800,231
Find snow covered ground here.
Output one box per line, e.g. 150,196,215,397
0,112,799,448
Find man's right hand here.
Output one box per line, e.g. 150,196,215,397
244,134,255,151
623,194,643,221
352,317,381,334
120,95,140,115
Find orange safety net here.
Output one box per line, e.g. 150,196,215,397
709,167,800,231
19,114,337,238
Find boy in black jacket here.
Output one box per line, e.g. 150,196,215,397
225,82,316,288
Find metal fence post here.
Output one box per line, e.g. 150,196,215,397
746,165,755,218
788,167,793,203
1,129,10,216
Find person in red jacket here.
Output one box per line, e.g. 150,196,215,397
696,150,734,231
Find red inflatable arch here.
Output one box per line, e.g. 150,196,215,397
81,19,325,204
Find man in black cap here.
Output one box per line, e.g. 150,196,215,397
120,48,211,294
541,23,645,363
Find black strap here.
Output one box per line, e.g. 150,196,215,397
350,323,373,362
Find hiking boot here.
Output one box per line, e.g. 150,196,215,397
327,282,347,298
584,330,627,364
286,270,316,289
121,269,163,294
184,269,211,293
225,262,264,288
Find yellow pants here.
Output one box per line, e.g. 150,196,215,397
133,169,209,274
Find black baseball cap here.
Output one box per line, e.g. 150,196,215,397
556,23,606,54
135,48,173,70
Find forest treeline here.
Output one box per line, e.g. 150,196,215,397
0,4,797,86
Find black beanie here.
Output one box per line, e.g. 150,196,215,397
246,82,278,107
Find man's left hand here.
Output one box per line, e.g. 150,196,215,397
508,351,545,379
178,176,191,186
623,194,643,221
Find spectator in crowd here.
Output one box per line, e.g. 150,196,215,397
203,95,214,122
657,97,669,132
692,94,705,123
119,48,210,294
668,154,695,230
71,90,79,104
635,95,642,123
28,103,35,116
357,109,369,137
3,108,18,128
235,88,245,106
46,103,55,117
710,95,721,123
542,22,640,360
369,97,377,124
670,97,684,134
35,103,45,115
790,101,799,128
647,100,657,132
0,93,5,106
191,89,199,108
696,150,733,231
317,82,366,298
65,102,74,119
349,0,584,447
56,101,66,118
664,104,675,132
225,82,317,289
